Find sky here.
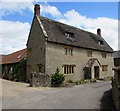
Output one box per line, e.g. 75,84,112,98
0,1,119,54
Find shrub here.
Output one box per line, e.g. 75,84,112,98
90,78,97,83
106,76,113,80
11,60,26,82
67,80,74,83
80,79,85,82
75,81,79,85
51,67,65,87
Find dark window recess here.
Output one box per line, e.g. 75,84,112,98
63,65,75,74
65,32,74,38
114,58,120,66
87,50,92,57
102,52,106,58
98,40,104,46
64,48,73,56
37,64,43,73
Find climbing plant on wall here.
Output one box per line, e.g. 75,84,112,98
11,59,27,82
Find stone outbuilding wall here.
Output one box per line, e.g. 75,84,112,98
112,67,120,110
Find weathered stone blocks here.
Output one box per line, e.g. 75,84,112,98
30,72,51,87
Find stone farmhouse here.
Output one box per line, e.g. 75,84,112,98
26,4,114,82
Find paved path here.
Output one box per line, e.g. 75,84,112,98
2,81,114,109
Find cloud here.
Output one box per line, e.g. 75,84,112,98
0,20,30,54
41,4,62,18
1,2,34,16
0,2,118,54
1,2,61,18
1,0,34,2
58,9,118,50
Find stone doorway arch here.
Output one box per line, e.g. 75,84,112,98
84,58,102,79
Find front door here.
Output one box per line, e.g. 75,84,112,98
84,67,91,79
94,66,99,79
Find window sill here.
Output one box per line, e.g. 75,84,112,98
64,74,74,75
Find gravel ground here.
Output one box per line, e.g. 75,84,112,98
1,79,114,110
1,79,51,98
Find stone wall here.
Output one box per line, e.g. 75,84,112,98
27,16,46,81
30,72,51,87
112,67,120,110
27,16,114,83
46,42,114,81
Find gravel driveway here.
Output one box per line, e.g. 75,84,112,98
1,79,114,110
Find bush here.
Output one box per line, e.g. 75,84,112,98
67,80,74,83
11,60,26,82
90,78,97,83
75,81,79,85
80,79,85,82
105,76,113,81
51,67,65,87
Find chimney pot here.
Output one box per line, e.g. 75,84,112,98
97,28,101,36
34,4,40,16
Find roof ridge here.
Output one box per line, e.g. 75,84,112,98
39,16,104,39
7,48,26,56
39,16,93,34
38,16,113,53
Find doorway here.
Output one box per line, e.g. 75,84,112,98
94,66,99,79
84,67,91,79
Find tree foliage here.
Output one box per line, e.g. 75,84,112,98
51,67,65,87
11,59,26,82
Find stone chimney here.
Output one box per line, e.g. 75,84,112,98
34,4,40,16
97,28,101,36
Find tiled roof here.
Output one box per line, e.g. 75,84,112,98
114,50,120,58
0,49,27,65
38,16,113,53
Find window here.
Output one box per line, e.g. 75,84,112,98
87,50,92,57
37,64,42,73
102,65,108,71
102,52,106,58
69,49,73,56
64,48,68,55
65,32,74,38
64,47,73,56
63,65,75,74
98,40,104,46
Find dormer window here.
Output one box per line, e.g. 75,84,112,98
65,32,74,38
98,40,103,46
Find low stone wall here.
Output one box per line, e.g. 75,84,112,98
30,72,51,87
112,67,120,110
112,80,120,110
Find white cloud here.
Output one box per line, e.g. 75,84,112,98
0,20,30,54
1,2,34,16
0,2,118,54
58,9,118,50
41,4,62,18
1,2,62,18
1,0,119,2
1,0,34,2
